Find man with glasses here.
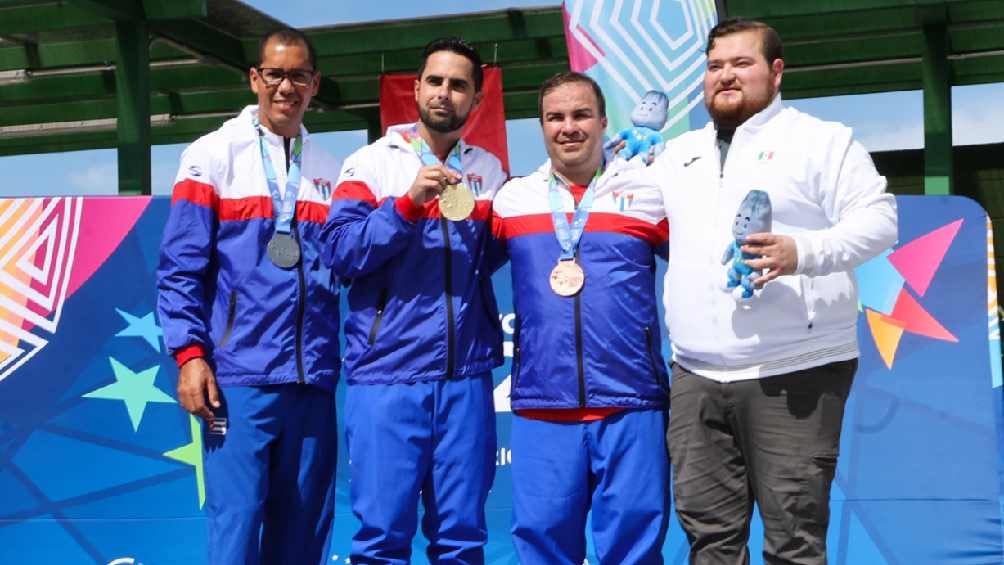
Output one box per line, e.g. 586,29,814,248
157,28,341,565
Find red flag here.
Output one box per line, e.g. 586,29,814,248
379,66,510,173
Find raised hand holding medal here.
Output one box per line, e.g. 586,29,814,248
409,130,473,221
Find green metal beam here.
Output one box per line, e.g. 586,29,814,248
114,19,150,195
314,36,567,77
922,22,953,196
70,0,143,22
152,19,341,108
304,8,563,57
782,59,921,99
151,19,245,70
727,0,950,19
0,37,190,71
70,0,206,21
0,3,108,34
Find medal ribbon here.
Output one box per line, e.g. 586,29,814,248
408,127,464,177
548,167,602,261
254,118,303,235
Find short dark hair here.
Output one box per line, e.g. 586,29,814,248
258,28,318,70
706,18,783,64
417,37,484,92
537,72,606,122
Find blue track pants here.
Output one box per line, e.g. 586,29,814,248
511,409,670,564
345,373,496,564
203,383,337,565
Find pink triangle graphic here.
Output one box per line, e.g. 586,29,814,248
890,288,958,342
562,4,602,71
888,219,962,296
66,197,150,297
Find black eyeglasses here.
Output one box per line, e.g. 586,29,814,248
256,67,316,87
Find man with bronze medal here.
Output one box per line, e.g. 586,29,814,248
157,29,341,565
491,72,672,563
322,38,507,564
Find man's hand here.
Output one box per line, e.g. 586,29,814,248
177,357,220,421
741,233,798,287
408,165,461,206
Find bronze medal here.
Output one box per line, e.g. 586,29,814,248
439,183,476,221
549,260,585,296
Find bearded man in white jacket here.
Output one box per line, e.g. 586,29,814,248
651,18,898,565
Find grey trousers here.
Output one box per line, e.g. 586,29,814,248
667,359,856,565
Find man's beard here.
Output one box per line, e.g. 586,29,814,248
706,87,774,129
419,105,469,134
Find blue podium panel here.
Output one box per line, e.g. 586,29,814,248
0,195,1000,564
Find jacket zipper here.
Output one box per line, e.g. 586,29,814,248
368,288,389,345
292,219,306,384
511,315,521,387
217,290,237,348
574,289,585,407
440,218,456,379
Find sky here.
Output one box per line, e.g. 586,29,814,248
1,1,1003,198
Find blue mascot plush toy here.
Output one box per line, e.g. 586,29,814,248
722,190,772,300
606,90,668,164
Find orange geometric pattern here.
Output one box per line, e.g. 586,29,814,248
0,197,82,382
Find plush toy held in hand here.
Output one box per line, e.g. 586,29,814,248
722,190,773,300
606,90,668,164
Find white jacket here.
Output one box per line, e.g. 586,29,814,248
652,96,898,381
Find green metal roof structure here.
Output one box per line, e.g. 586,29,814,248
0,0,1002,196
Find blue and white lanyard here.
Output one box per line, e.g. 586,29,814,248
254,119,303,235
409,129,464,176
547,167,602,261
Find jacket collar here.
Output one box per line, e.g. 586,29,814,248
240,105,311,144
703,94,784,138
534,146,640,184
383,122,470,160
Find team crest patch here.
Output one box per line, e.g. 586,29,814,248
466,174,483,195
612,190,635,211
313,178,332,200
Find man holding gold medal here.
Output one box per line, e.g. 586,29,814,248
323,37,507,564
491,72,671,563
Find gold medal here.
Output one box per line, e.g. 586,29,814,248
439,183,476,221
549,259,585,296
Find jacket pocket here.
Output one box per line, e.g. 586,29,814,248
217,290,237,349
645,326,669,392
479,277,502,332
367,288,389,346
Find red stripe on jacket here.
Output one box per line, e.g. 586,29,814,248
173,179,329,224
497,212,668,246
333,180,378,208
334,180,492,222
172,179,218,209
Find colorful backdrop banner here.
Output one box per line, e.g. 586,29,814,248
379,66,510,173
0,195,1000,564
562,0,717,139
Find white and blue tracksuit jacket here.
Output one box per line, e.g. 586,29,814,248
322,124,508,383
157,105,342,390
492,158,670,410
